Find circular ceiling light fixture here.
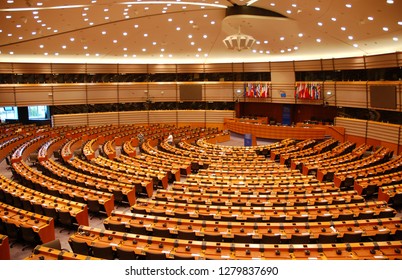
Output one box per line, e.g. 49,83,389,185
223,26,256,51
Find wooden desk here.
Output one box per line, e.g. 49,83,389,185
0,234,10,260
0,202,55,244
25,245,101,260
131,198,394,222
69,225,402,260
104,210,402,242
224,119,327,140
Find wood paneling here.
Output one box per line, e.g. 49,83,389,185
335,82,367,108
0,86,15,106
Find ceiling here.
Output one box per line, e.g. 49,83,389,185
0,0,402,65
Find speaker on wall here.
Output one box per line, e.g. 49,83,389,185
179,84,202,101
370,85,397,110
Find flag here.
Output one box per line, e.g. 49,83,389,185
244,83,249,97
261,83,267,98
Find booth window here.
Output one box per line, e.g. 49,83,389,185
28,105,49,120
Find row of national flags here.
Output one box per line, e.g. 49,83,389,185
244,83,270,98
295,82,322,100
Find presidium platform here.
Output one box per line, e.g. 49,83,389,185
224,118,345,142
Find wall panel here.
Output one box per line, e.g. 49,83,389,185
52,84,87,105
178,110,205,123
206,110,234,123
0,86,16,106
335,82,367,108
367,121,400,144
86,84,118,104
118,83,149,103
149,110,177,124
365,53,399,69
15,85,53,106
119,111,148,125
335,117,367,138
52,113,88,126
205,83,234,102
88,112,119,126
148,83,177,102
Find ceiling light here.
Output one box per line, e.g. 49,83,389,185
223,27,256,51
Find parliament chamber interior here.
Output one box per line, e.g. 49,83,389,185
1,0,402,261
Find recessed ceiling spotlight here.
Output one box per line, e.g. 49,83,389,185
393,37,399,41
353,44,359,48
176,27,181,31
316,38,321,43
341,27,346,31
298,33,303,37
211,21,215,24
387,0,394,4
348,36,354,40
368,16,374,21
102,31,106,35
203,35,208,38
188,35,193,38
144,33,148,37
113,40,118,43
345,4,352,8
280,36,285,40
331,17,337,21
152,42,157,45
264,40,268,44
383,27,389,31
134,24,139,28
286,10,291,14
318,22,323,26
123,32,128,36
39,45,44,48
62,45,67,49
315,7,320,11
70,38,75,42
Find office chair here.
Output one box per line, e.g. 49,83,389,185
317,233,338,244
261,234,281,244
289,233,310,244
91,244,115,260
116,246,137,260
68,238,91,256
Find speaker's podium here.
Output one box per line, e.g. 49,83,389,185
244,133,257,146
